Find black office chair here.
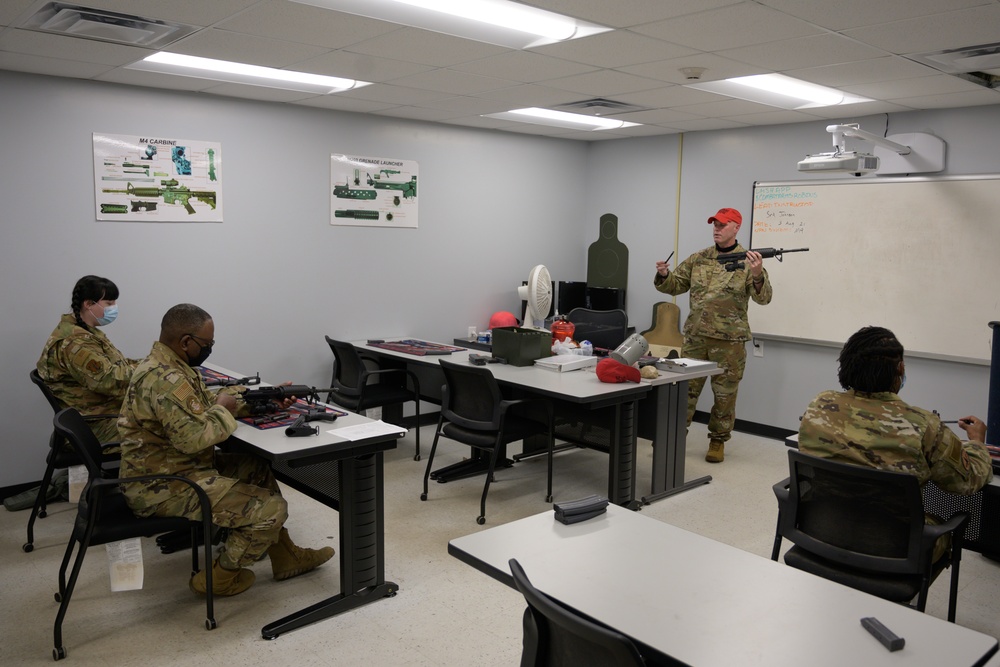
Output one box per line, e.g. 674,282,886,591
50,408,217,661
420,360,553,525
566,307,628,351
510,558,655,667
24,370,119,553
771,449,968,622
325,336,422,460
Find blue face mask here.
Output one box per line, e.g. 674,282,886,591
92,303,118,326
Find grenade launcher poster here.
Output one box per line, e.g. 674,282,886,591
94,133,223,222
331,154,418,228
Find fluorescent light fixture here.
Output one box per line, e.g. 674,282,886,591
687,73,872,109
483,107,640,131
290,0,611,49
126,53,370,94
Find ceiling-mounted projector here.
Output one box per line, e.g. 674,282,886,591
797,151,879,175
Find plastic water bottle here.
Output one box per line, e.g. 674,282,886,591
580,341,593,356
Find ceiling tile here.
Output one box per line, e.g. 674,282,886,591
338,82,453,105
887,88,1000,109
718,34,889,72
196,81,322,102
667,118,751,132
214,1,399,49
843,73,992,99
843,6,1000,55
633,3,821,52
0,28,151,66
517,0,741,29
343,28,509,68
0,51,111,78
96,67,219,91
449,51,596,83
0,0,36,26
166,28,328,67
476,83,584,108
292,50,433,83
543,69,663,96
294,94,399,113
758,0,989,31
618,53,762,84
44,0,262,27
788,56,938,87
531,30,697,69
720,109,825,125
386,68,515,95
370,105,463,121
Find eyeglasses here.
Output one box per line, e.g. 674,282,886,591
185,333,215,348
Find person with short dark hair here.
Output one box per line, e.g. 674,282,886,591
799,325,992,494
37,275,138,442
118,303,333,596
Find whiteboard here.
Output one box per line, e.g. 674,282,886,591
749,175,1000,365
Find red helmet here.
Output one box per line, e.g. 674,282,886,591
488,311,518,329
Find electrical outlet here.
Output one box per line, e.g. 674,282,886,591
753,339,764,358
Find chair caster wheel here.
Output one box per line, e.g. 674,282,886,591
23,543,34,553
39,510,47,519
54,646,66,660
545,495,553,503
414,454,421,461
420,493,427,501
54,592,62,602
206,618,217,630
477,516,486,525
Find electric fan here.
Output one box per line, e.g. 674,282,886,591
518,264,552,330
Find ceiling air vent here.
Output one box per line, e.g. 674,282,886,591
555,98,645,116
907,42,1000,73
22,3,197,48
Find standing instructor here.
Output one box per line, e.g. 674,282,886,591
653,208,772,462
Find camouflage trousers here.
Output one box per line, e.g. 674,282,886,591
141,452,288,569
89,416,120,444
682,336,747,443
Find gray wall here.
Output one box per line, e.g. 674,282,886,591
0,70,592,488
3,68,999,488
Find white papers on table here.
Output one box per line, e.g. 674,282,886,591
327,420,406,441
534,354,599,372
655,357,718,372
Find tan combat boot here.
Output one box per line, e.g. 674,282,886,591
269,528,335,581
705,440,725,463
189,558,255,596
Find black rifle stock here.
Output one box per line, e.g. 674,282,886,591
716,247,809,272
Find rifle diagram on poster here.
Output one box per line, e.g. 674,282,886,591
331,154,418,228
94,133,223,222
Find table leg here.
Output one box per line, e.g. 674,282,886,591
641,380,711,505
262,452,398,639
608,401,640,510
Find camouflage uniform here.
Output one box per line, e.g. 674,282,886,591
799,389,993,561
798,389,993,494
37,313,137,443
654,244,772,442
118,342,287,569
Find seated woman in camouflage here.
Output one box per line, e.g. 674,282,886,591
798,326,993,559
36,275,138,442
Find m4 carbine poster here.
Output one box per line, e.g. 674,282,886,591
94,132,223,222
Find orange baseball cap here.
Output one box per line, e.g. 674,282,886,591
707,208,742,225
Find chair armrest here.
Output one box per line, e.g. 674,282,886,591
922,511,969,543
500,398,554,425
772,477,790,503
92,474,213,514
364,368,421,392
83,413,119,421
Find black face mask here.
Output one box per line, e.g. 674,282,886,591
186,340,213,368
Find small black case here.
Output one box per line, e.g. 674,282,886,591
553,495,609,525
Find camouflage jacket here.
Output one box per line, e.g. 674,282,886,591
36,313,137,417
118,341,240,510
798,389,993,495
653,244,772,342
